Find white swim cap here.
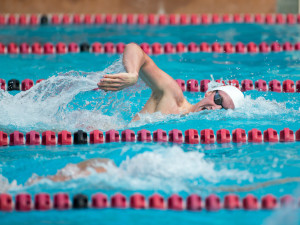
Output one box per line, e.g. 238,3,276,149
209,85,244,109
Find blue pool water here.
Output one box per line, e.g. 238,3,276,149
0,24,300,225
1,24,300,44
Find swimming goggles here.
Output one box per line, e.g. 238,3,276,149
214,90,223,108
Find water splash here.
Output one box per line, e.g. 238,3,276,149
17,146,255,193
0,175,22,193
0,57,147,132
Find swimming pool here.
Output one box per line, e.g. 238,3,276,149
0,14,300,225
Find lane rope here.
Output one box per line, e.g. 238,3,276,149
0,192,298,211
1,42,300,54
1,78,299,93
0,128,299,146
0,13,300,25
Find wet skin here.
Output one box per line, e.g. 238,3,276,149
97,43,235,121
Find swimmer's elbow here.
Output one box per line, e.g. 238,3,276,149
125,43,142,52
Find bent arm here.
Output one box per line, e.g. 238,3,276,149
98,43,183,97
124,43,181,95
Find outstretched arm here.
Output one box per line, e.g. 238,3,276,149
98,43,182,97
27,158,115,185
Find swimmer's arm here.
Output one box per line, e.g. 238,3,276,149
27,158,115,185
98,43,183,97
97,43,143,91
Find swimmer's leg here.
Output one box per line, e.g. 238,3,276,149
27,158,115,185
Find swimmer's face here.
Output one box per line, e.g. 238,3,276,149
195,90,235,111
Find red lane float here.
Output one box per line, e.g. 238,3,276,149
26,131,40,145
152,43,162,54
9,131,24,145
58,130,72,145
188,42,198,52
103,42,114,53
89,130,104,144
137,129,151,142
15,193,31,211
235,42,246,53
269,80,282,92
205,194,221,211
92,42,102,53
187,79,199,92
216,129,231,143
248,129,263,143
42,131,56,145
261,194,277,209
185,129,199,144
243,194,259,210
153,129,167,142
8,43,18,54
200,129,215,144
0,131,8,146
92,193,108,208
283,80,295,92
105,129,120,143
32,42,43,54
241,79,254,92
149,193,165,209
84,14,92,24
53,193,70,210
20,43,30,54
186,194,202,211
44,43,55,54
21,79,34,91
34,193,51,210
247,42,258,53
279,128,294,142
111,193,127,208
232,128,247,143
0,193,13,211
224,194,240,209
116,43,125,53
255,79,267,91
168,194,183,210
121,129,135,142
68,43,79,53
200,79,210,92
56,42,67,54
168,129,183,144
130,193,146,209
263,128,278,142
259,42,270,53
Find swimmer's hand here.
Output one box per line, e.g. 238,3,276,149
97,72,138,91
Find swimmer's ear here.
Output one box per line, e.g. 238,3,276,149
204,91,214,97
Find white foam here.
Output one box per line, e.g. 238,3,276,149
0,174,22,193
0,57,147,132
25,146,254,193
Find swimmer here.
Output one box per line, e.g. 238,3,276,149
97,43,244,121
28,158,300,192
